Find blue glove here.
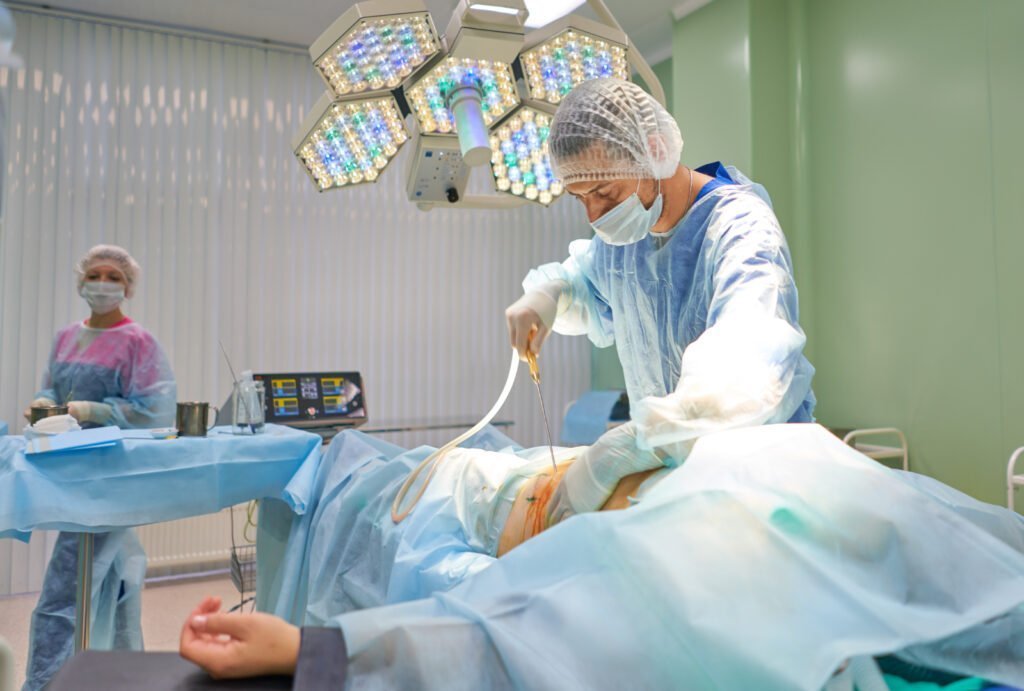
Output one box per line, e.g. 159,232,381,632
547,422,665,524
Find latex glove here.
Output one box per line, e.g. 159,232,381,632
68,400,114,425
180,596,300,679
23,398,57,421
505,280,564,360
548,421,666,524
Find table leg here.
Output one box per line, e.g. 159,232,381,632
74,532,94,652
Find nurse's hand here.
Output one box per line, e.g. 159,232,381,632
24,398,57,421
547,422,665,524
66,400,113,425
179,596,300,679
67,402,84,422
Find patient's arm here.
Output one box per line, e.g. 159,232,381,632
497,463,661,556
179,596,300,679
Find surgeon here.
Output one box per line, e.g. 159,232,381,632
504,79,816,522
22,244,176,691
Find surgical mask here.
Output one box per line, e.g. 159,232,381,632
80,281,125,314
590,180,663,246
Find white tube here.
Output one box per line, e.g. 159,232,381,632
392,350,520,523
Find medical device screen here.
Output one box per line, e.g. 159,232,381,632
255,371,367,428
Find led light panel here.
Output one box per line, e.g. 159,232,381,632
315,13,441,97
295,96,409,190
489,107,562,205
406,57,519,135
520,29,628,105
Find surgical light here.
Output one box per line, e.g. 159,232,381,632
406,57,519,166
293,0,664,209
445,0,527,63
292,93,409,191
309,2,442,98
490,107,563,205
520,22,629,106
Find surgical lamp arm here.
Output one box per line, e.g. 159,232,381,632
417,194,530,211
585,0,668,108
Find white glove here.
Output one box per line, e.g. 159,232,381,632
505,280,565,359
547,422,666,524
68,400,114,425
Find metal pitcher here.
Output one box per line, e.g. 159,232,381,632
30,405,70,425
176,402,218,437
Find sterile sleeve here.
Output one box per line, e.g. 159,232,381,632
103,332,177,429
522,238,615,347
631,201,811,463
332,598,518,690
34,338,60,404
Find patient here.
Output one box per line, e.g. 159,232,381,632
178,424,1024,688
179,452,659,679
497,461,661,555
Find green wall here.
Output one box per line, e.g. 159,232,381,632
661,0,1024,507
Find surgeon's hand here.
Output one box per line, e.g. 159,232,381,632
505,281,564,359
179,596,300,679
547,422,665,524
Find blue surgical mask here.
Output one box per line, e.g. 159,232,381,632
590,180,663,246
80,281,125,314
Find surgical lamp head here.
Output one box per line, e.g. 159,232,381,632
406,56,519,168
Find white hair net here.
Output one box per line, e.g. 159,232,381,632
548,78,683,185
75,244,141,298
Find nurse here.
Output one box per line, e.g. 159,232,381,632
504,78,816,522
22,244,176,691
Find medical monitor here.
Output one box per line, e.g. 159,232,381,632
255,371,367,429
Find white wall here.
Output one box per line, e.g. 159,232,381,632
0,8,591,595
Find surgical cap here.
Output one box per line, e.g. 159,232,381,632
75,245,141,298
548,79,683,184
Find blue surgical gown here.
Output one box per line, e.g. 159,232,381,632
525,164,815,461
24,318,176,691
35,319,176,429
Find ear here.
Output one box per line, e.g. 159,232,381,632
646,133,669,166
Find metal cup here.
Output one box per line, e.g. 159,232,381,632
176,402,218,437
30,405,70,425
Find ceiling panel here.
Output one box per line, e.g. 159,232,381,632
9,0,675,63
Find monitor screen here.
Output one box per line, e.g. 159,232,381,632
254,371,367,429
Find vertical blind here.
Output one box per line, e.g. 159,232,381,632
0,7,592,595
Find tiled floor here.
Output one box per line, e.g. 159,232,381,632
0,575,241,690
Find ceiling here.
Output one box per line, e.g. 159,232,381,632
11,0,677,64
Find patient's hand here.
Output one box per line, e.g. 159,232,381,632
179,596,300,679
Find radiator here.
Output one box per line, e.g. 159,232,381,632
135,504,255,573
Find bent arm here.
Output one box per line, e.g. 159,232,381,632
632,206,813,463
522,239,615,347
104,336,177,428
